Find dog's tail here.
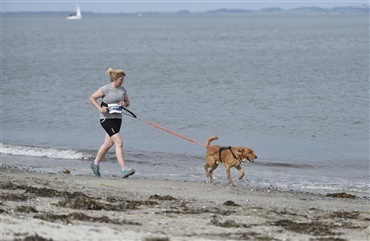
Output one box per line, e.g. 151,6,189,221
206,136,218,146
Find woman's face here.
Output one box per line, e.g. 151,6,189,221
113,76,124,87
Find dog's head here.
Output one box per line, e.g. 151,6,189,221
236,147,257,163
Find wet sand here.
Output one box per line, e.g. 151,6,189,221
1,163,369,241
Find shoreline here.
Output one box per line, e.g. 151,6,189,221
1,153,369,198
1,164,370,241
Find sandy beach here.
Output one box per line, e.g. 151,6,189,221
1,163,369,241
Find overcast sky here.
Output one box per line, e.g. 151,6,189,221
2,1,368,13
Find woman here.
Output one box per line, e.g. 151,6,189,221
89,68,135,178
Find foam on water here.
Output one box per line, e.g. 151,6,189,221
0,143,93,160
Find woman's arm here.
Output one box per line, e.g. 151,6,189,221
90,89,108,113
119,93,130,107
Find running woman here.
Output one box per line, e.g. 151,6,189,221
89,68,135,178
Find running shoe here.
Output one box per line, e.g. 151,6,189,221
89,162,101,177
122,168,135,178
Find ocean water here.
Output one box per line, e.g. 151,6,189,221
1,14,369,196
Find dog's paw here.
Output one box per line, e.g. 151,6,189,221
227,182,236,187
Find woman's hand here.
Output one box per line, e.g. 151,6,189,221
119,100,128,107
100,107,108,113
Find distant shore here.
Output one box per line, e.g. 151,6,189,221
1,163,369,241
2,6,369,16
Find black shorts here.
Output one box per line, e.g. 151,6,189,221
100,119,122,137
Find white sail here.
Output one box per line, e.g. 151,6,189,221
67,3,82,20
76,4,81,18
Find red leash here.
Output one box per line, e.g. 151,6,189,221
140,119,208,148
122,107,211,149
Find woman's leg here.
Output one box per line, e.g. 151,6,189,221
95,134,114,164
110,133,126,169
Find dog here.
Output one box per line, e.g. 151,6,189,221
204,136,257,183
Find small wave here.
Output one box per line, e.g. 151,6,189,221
0,143,92,160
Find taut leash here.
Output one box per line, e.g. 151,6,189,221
122,107,210,149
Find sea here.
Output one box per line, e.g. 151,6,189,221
1,14,369,197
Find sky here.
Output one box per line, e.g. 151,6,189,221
1,0,368,13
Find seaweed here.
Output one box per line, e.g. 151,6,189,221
0,182,18,190
25,186,88,199
223,200,240,206
204,232,277,241
1,193,29,201
148,194,177,201
14,234,54,241
35,212,141,225
326,193,357,199
210,216,251,228
272,219,336,236
57,194,142,211
143,236,170,241
327,211,360,219
15,206,38,213
160,206,234,215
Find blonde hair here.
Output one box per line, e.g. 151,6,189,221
106,68,126,82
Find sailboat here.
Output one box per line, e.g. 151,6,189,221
67,3,82,20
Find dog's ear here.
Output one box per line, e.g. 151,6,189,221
237,148,245,153
245,147,253,153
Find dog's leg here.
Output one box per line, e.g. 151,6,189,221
204,164,210,178
225,166,234,183
209,164,218,183
235,165,245,180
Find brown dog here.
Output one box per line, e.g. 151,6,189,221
204,136,257,183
